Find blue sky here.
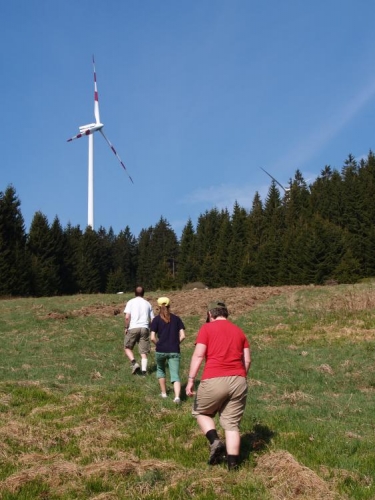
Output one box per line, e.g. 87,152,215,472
2,1,375,238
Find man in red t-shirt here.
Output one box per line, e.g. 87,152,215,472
186,300,251,470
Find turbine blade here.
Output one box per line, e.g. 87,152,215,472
100,130,134,183
260,167,286,192
93,55,100,124
67,129,94,142
67,133,84,142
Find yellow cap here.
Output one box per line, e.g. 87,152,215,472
157,297,170,307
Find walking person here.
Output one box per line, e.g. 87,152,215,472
124,286,155,375
186,300,251,470
150,297,185,403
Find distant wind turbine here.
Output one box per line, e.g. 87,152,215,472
67,56,133,229
260,167,290,193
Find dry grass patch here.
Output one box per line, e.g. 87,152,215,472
311,324,375,341
0,455,239,498
281,391,313,404
301,286,375,314
317,364,334,375
0,456,178,495
254,450,338,500
319,465,372,490
0,420,52,450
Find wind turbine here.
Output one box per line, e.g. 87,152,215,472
260,167,290,193
67,56,133,229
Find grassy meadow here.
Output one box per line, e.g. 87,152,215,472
0,284,375,499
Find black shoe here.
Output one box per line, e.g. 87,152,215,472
131,362,140,374
208,440,226,465
141,371,147,376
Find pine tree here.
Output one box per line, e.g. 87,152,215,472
177,218,199,286
279,170,313,284
213,209,231,287
28,211,60,296
241,192,264,285
0,186,30,295
151,217,179,290
77,227,102,293
310,167,344,227
107,226,137,293
341,154,361,234
257,182,285,285
307,215,345,284
227,202,247,286
136,227,154,290
357,152,375,276
96,226,115,292
50,216,68,295
196,208,223,286
63,223,83,294
333,247,362,284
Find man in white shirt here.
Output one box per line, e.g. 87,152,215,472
124,286,154,375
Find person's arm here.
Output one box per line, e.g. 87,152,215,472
125,313,131,329
243,347,251,374
149,304,155,326
186,343,206,396
150,330,157,345
179,329,185,343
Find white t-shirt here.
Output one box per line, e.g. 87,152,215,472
124,296,155,329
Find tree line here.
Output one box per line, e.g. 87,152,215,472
1,152,375,297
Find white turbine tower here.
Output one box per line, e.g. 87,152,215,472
67,56,133,229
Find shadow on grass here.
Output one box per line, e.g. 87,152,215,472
240,424,275,462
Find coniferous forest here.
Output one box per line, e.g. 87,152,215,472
2,152,375,297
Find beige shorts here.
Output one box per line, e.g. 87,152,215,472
124,328,150,354
192,376,248,431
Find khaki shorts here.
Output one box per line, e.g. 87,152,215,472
192,376,248,431
124,328,150,354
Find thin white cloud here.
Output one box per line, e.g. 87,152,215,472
181,183,266,212
275,77,375,170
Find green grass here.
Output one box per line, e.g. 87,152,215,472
0,285,374,499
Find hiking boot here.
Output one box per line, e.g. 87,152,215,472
228,462,240,471
208,440,226,465
131,362,140,374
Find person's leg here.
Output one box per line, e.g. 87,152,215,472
197,414,216,435
124,330,140,373
168,354,181,402
173,381,181,400
219,376,248,470
197,415,226,465
192,379,228,464
224,429,240,455
159,377,167,396
139,328,150,374
156,353,168,396
124,348,135,362
225,430,241,470
140,353,148,374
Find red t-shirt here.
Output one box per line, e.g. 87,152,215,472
195,320,250,380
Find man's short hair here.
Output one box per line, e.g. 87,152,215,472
208,300,228,319
135,286,145,297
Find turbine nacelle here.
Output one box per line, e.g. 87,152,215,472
67,123,104,142
79,122,104,134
